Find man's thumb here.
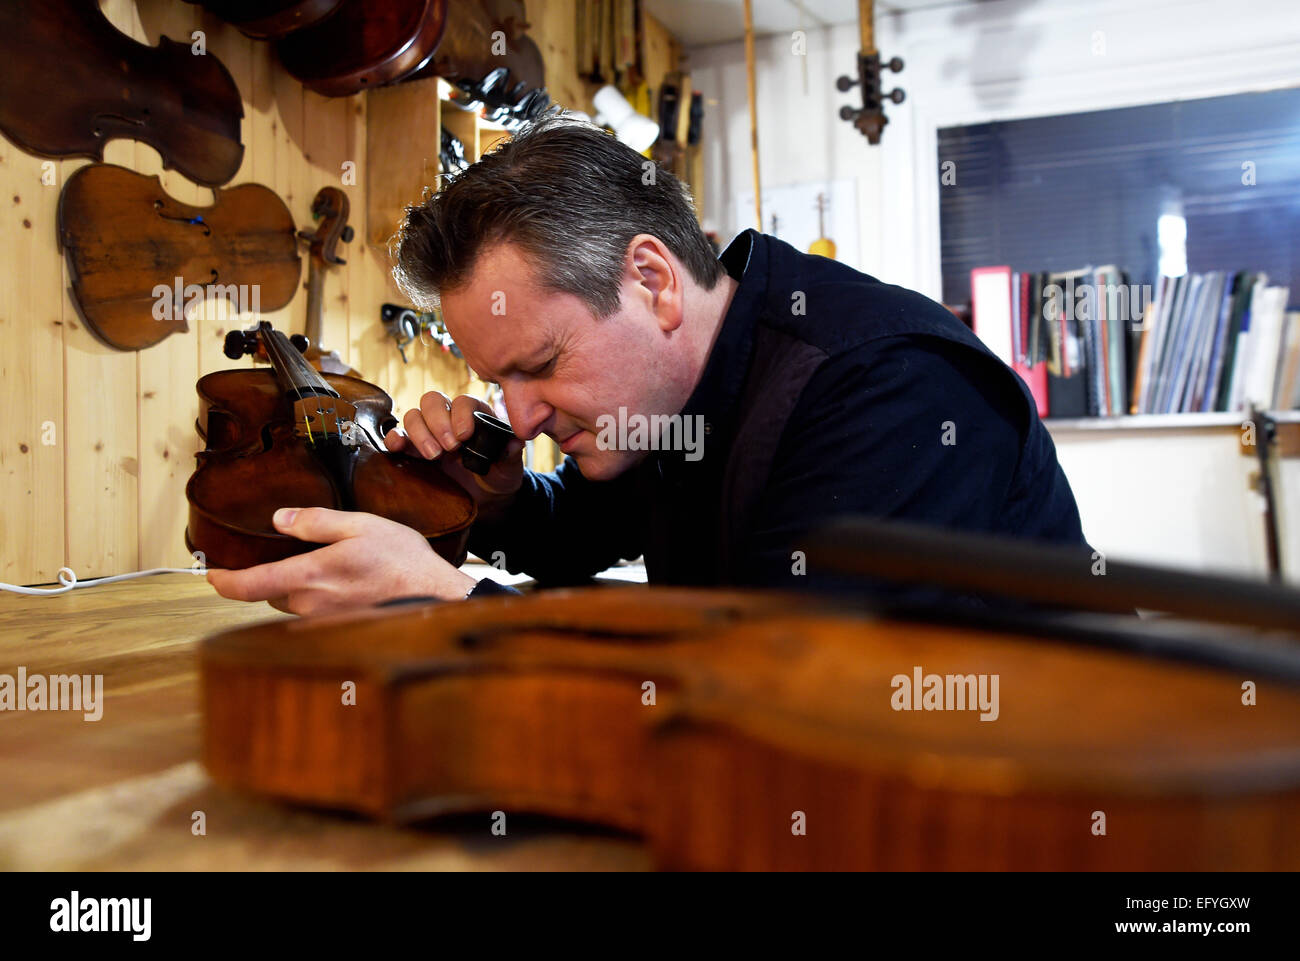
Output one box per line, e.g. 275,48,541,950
273,506,360,543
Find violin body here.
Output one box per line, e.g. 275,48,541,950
0,0,244,187
201,587,1300,871
186,325,475,571
186,0,347,40
58,164,301,352
275,0,448,98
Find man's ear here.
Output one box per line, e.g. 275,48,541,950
626,234,683,332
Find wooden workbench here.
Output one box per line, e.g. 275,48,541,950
0,576,647,870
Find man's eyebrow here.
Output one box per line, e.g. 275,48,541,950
499,338,554,377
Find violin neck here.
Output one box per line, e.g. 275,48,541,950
258,322,335,399
304,259,325,348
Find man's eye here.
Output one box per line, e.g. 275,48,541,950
527,355,557,376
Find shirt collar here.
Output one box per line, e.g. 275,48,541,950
677,229,768,445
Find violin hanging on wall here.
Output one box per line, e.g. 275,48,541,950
835,0,905,146
57,164,301,351
184,0,346,40
295,186,360,377
274,0,449,98
0,0,245,187
404,0,550,127
186,322,475,570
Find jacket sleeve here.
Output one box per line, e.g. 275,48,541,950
466,576,522,599
466,455,646,586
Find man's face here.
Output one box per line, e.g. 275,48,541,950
440,241,688,481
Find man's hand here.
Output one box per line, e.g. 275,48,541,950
206,507,476,616
384,390,525,518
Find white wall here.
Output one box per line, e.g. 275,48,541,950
1048,419,1300,582
688,21,887,276
689,0,1300,295
685,0,1300,579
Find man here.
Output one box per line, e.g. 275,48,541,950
209,116,1090,615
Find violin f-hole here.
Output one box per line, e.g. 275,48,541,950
153,199,213,236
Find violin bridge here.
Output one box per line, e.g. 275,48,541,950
293,396,359,447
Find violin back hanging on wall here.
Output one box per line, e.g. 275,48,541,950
184,0,347,40
58,164,301,351
275,0,449,98
0,0,245,187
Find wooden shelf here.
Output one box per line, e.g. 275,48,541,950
1046,411,1300,432
364,77,441,248
362,3,688,250
365,85,517,248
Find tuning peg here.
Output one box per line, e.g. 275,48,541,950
886,56,904,72
290,333,309,353
835,74,857,93
223,328,256,360
888,88,905,104
341,225,354,243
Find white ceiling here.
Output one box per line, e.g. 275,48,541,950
642,0,976,47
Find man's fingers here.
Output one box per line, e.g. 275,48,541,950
383,429,411,454
419,390,460,451
207,553,318,603
402,407,441,458
450,394,492,442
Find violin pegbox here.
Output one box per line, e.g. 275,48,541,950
223,328,260,360
224,327,309,361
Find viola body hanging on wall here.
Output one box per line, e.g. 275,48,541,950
58,164,301,351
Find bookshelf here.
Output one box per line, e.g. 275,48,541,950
1046,410,1300,432
1045,407,1300,588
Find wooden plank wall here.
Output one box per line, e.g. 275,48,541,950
0,0,446,586
0,0,680,586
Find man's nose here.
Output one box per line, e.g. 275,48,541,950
503,385,553,441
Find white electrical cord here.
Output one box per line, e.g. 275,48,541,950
0,567,208,597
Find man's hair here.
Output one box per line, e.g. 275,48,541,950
392,113,724,318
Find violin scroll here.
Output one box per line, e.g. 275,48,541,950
298,187,354,266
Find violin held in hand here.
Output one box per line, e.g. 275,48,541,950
185,322,476,570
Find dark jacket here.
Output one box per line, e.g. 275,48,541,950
468,230,1090,605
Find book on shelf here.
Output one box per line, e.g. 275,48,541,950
1144,271,1294,414
969,266,1050,417
972,264,1299,420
